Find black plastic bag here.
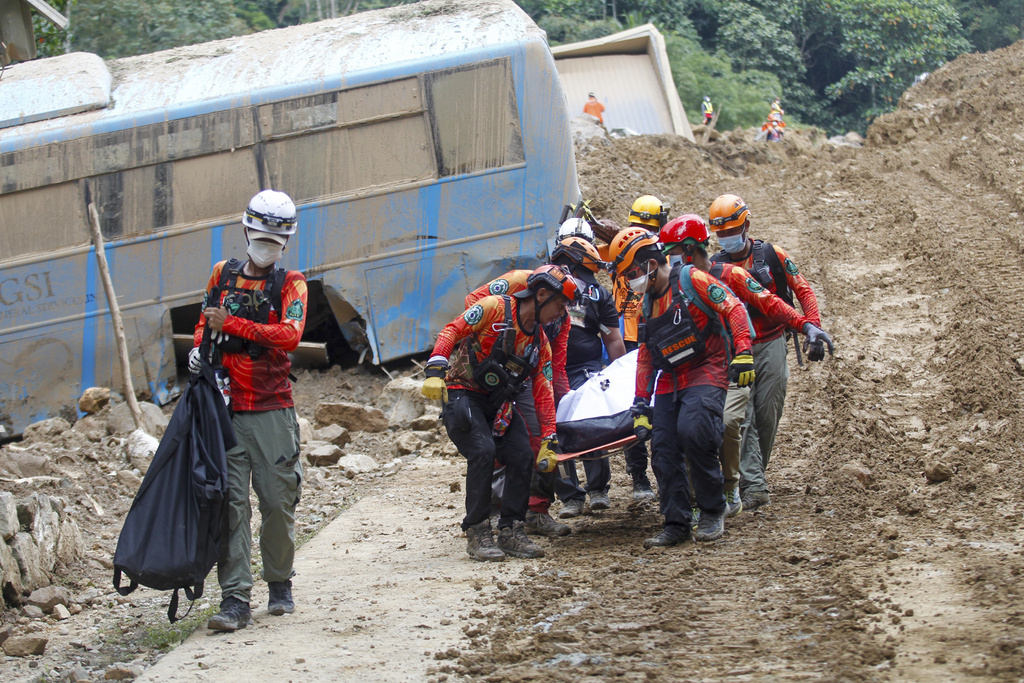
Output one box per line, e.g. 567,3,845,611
112,355,235,622
557,409,633,454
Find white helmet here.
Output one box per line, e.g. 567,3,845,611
557,217,595,243
243,190,297,245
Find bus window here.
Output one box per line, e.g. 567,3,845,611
424,58,525,177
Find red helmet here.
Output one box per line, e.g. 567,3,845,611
660,214,710,255
522,264,582,304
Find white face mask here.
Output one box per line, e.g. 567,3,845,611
247,240,284,267
627,261,654,294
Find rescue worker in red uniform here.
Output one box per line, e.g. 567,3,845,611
599,195,670,501
608,228,755,547
660,214,830,517
708,194,832,511
190,189,308,631
422,266,580,561
464,268,571,538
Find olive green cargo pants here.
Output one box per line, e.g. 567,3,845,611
218,408,302,604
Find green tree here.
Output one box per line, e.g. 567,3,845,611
824,0,970,123
32,0,73,58
70,0,247,58
956,0,1023,52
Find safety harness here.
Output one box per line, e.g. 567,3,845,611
713,240,793,307
469,295,540,404
213,258,287,358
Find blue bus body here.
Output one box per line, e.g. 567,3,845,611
0,0,579,433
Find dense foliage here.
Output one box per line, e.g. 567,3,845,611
26,0,1023,133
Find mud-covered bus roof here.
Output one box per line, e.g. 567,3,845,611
0,0,544,150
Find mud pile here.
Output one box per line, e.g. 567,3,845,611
447,40,1024,682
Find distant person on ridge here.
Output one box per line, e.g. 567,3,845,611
583,92,605,124
701,96,714,125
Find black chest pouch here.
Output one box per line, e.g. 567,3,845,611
213,259,284,359
644,294,706,371
470,296,540,403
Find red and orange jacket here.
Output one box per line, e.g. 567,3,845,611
709,261,807,343
465,270,570,405
193,261,308,411
636,267,752,399
431,295,557,437
714,242,820,342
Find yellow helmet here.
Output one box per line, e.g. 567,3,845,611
708,194,750,232
628,195,668,228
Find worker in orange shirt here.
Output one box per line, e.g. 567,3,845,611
583,92,605,124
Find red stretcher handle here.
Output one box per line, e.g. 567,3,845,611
557,435,638,461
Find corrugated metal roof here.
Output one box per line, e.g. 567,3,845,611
552,24,693,141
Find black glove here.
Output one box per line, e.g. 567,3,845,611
802,323,834,362
630,398,653,442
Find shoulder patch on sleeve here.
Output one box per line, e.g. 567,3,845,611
488,279,509,295
286,299,304,321
463,304,485,325
784,258,799,275
707,283,727,304
542,361,553,381
745,277,765,293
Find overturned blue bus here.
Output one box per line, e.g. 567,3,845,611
0,0,579,434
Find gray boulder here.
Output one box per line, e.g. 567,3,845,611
314,402,387,433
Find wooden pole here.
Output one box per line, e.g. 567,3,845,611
88,203,145,432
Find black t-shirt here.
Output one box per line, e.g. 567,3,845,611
566,269,619,372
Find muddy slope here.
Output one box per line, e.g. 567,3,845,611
446,40,1024,682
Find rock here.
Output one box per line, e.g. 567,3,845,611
72,414,107,442
0,624,11,645
304,468,327,490
314,423,351,447
413,430,437,444
844,130,865,146
0,539,24,599
0,449,53,478
107,402,168,438
307,445,344,467
116,470,143,490
10,532,49,590
76,587,102,604
21,494,58,572
21,604,45,619
21,417,71,443
53,603,71,620
3,635,47,656
0,491,18,540
376,377,428,428
394,432,423,456
55,514,83,567
298,417,314,444
60,429,93,450
839,462,873,486
104,665,137,680
409,414,439,431
336,453,378,475
924,461,954,483
315,402,388,432
78,387,111,414
27,585,72,612
125,428,159,475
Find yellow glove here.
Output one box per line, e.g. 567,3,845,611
421,377,447,402
536,437,560,473
728,352,756,387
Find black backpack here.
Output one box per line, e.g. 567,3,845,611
113,333,236,622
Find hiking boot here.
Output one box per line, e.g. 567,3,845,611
558,498,584,519
741,490,771,512
725,485,743,518
267,580,294,616
631,475,656,502
525,510,571,537
588,490,611,511
497,521,546,559
643,526,690,548
207,597,252,632
465,520,505,562
694,511,725,542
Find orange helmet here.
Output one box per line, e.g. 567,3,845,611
551,236,603,273
607,227,660,276
627,195,668,228
708,194,750,232
521,264,582,304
